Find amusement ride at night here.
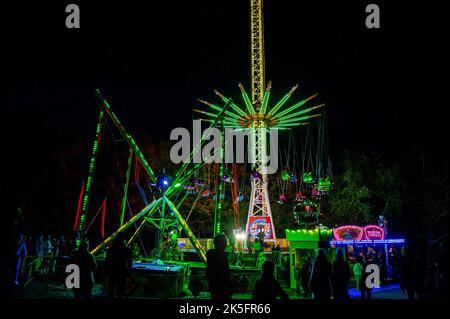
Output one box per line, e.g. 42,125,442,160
71,0,404,297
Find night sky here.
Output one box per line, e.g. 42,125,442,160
1,1,448,223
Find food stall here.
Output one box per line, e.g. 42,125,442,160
330,224,405,280
286,227,333,289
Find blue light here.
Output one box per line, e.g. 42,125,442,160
156,170,171,190
330,239,405,245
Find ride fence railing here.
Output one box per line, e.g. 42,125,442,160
19,255,59,286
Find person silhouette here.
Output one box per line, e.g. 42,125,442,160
309,249,332,300
72,240,96,300
105,233,132,298
14,234,27,286
206,234,233,301
253,260,289,301
300,256,312,297
332,250,350,300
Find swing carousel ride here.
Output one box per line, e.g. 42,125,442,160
73,0,332,264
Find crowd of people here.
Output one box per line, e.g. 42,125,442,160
12,233,71,286
293,249,375,300
63,232,133,300
206,234,289,301
10,229,447,301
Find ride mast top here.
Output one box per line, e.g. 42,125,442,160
247,0,275,242
250,0,265,109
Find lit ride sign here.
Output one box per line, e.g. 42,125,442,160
333,225,384,241
363,225,384,240
247,216,274,240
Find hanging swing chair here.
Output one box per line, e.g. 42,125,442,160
201,189,210,197
193,178,205,187
289,174,298,183
184,183,196,195
302,172,314,184
221,174,232,183
295,191,306,202
281,169,290,181
317,176,332,193
312,186,320,198
278,193,288,204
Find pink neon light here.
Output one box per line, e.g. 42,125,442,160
333,225,364,241
363,225,385,240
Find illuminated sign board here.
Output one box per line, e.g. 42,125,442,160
364,225,384,240
333,225,364,241
330,239,405,245
333,224,385,241
247,216,274,240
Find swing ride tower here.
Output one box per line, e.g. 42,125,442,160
195,0,324,242
246,0,274,242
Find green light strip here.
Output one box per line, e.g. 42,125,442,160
274,93,318,119
198,99,242,120
239,84,256,115
223,118,239,125
214,124,225,236
214,90,247,117
279,113,321,124
193,108,220,118
96,89,156,183
90,198,163,255
120,149,133,227
278,104,324,121
267,84,298,117
77,108,105,247
276,122,310,127
164,197,207,263
259,82,272,115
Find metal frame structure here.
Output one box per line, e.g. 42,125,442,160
78,89,232,263
250,0,265,107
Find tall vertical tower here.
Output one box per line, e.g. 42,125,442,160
245,0,276,242
196,0,323,243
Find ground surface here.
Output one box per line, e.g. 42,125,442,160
14,280,407,300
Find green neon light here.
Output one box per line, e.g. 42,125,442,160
278,104,324,121
223,119,239,126
275,122,308,127
120,149,133,227
203,101,242,120
275,93,318,119
239,84,256,115
96,89,156,183
267,85,298,116
77,108,105,246
279,114,321,124
259,83,271,115
193,108,220,118
90,198,162,255
214,90,247,117
214,124,225,236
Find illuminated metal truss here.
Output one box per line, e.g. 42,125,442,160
250,0,265,107
80,90,231,262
